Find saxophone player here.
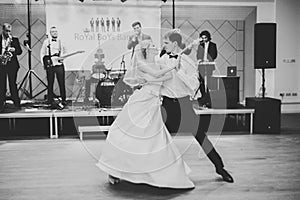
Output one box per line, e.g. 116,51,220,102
0,23,22,112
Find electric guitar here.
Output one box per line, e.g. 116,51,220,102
43,50,85,69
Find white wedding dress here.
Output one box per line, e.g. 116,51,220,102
96,61,194,189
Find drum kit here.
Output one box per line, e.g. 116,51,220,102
94,68,132,108
77,44,132,107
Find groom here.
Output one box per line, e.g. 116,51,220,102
158,30,234,183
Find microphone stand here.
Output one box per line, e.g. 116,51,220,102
118,55,126,79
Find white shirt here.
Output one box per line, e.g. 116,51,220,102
40,38,66,66
203,41,209,61
158,54,201,99
1,34,10,55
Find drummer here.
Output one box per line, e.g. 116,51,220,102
84,63,107,103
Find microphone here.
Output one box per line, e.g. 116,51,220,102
25,44,32,52
23,40,32,52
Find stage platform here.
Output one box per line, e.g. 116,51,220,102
0,102,121,139
0,101,254,139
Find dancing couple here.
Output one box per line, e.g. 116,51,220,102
96,30,233,189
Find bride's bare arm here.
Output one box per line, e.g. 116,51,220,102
143,73,172,83
138,62,176,78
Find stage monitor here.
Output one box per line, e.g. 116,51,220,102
254,23,276,69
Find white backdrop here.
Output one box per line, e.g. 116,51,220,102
45,0,161,71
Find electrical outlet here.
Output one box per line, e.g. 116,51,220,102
286,93,291,96
279,93,284,97
292,93,297,96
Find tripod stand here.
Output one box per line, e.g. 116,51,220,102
18,0,48,99
18,69,48,99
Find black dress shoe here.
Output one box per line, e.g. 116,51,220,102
216,169,234,183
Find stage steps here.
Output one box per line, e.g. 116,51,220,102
78,125,110,140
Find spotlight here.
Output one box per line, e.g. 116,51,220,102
79,0,84,2
120,0,127,2
162,0,167,2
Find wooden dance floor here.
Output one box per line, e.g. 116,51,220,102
0,134,300,200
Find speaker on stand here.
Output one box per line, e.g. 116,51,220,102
254,23,276,98
247,23,281,134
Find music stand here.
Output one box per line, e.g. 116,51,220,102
18,0,48,99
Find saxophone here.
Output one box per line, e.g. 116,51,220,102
0,36,13,65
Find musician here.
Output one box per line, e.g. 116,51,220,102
0,23,22,112
116,17,121,32
127,21,152,57
106,17,110,32
40,26,67,105
186,30,218,107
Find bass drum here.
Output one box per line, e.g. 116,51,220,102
96,77,133,108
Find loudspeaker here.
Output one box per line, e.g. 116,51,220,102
246,97,281,133
254,23,276,69
210,76,240,108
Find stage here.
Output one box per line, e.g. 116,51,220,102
0,100,254,140
0,101,121,139
0,134,299,200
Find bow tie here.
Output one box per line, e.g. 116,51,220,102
52,39,57,42
168,54,178,59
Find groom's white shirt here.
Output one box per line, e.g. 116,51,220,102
157,53,201,99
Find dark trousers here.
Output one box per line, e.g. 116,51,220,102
162,96,224,170
46,65,66,102
0,66,20,110
198,65,214,107
0,67,6,110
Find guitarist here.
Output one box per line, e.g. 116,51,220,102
40,26,67,105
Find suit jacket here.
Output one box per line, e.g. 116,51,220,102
196,41,217,62
0,35,22,69
127,33,152,50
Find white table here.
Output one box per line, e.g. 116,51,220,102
193,108,255,134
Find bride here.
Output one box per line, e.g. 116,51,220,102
96,40,194,189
